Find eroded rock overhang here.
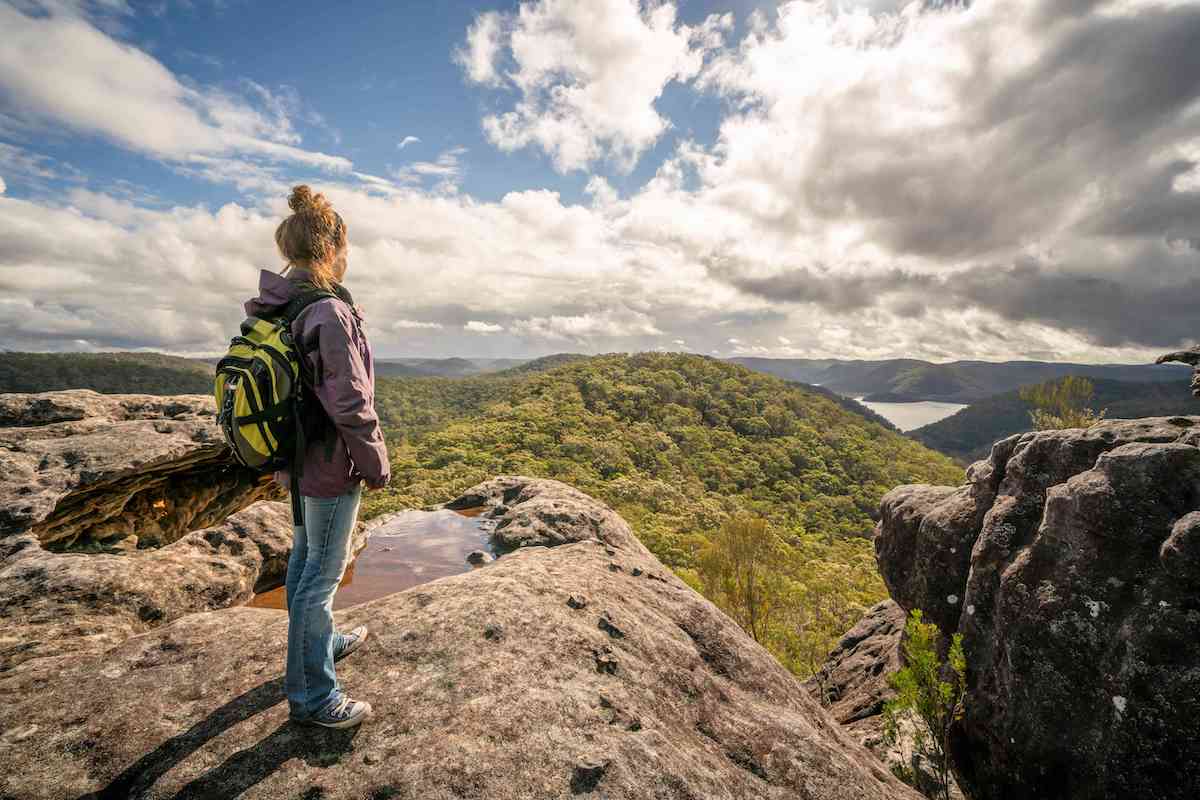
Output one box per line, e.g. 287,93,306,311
1,390,277,552
0,390,291,672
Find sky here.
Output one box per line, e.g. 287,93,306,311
0,0,1198,363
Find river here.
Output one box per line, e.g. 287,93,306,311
855,397,968,432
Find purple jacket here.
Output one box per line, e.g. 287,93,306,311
244,268,390,498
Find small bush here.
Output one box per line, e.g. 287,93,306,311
883,609,967,800
1019,376,1105,430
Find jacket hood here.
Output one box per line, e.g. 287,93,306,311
244,268,306,317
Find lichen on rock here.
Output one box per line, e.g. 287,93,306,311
874,416,1200,800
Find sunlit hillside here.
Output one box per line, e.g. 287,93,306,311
364,353,964,675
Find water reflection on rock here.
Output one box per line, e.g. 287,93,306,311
248,507,495,610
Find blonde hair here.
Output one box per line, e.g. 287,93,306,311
275,185,348,290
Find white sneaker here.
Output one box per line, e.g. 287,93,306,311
305,693,372,729
334,625,369,662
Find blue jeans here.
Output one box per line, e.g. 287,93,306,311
285,484,361,718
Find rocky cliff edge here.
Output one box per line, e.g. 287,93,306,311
0,392,919,800
875,417,1200,800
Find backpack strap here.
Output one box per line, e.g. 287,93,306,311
273,283,353,529
274,289,335,529
279,288,339,327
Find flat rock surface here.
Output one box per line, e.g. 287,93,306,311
0,477,920,800
876,417,1200,800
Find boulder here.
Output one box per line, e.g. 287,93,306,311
807,600,906,727
875,417,1200,800
466,549,492,565
1,500,292,672
446,475,640,551
0,390,295,671
0,475,921,800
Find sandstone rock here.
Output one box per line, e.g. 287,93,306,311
0,501,293,671
808,600,965,799
875,417,1200,800
0,477,920,800
1156,347,1200,396
0,390,277,552
807,600,906,726
0,391,299,671
447,475,640,551
1160,510,1200,586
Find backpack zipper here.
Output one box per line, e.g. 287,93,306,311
227,334,298,382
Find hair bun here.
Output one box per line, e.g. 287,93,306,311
288,184,329,214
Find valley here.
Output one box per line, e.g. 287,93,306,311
853,396,967,432
732,356,1189,404
5,350,1200,799
8,348,1199,682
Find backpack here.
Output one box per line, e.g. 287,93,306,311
213,287,344,523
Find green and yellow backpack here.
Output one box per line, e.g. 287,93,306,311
213,288,338,519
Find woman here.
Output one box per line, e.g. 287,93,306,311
244,185,390,729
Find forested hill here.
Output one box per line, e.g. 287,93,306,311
912,377,1197,462
4,350,961,679
374,356,530,379
0,352,213,395
367,352,963,565
732,356,1189,403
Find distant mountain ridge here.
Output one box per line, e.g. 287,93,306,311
0,352,557,391
374,356,529,378
731,357,1190,403
911,377,1197,462
0,351,213,395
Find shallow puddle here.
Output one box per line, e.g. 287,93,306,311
248,506,495,611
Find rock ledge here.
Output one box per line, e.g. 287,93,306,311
0,475,919,800
875,417,1200,800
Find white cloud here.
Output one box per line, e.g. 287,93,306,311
455,11,505,86
173,156,290,197
398,136,421,149
584,175,619,207
0,192,274,352
0,142,87,190
3,0,1198,365
461,0,732,173
393,319,444,330
678,0,1200,351
391,147,468,193
511,308,663,341
0,3,351,177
